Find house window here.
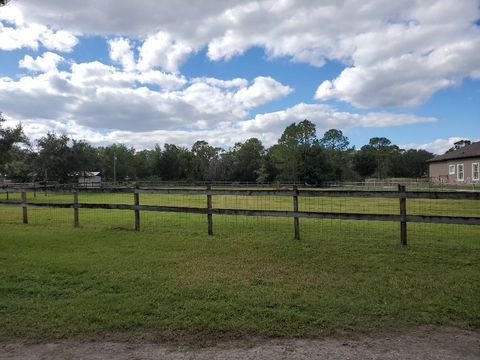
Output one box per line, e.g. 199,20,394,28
473,163,479,181
448,164,455,175
457,164,464,181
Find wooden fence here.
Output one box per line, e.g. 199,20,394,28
1,185,479,246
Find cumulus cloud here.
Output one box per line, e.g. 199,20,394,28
234,76,293,108
137,31,193,73
0,61,293,132
1,0,476,149
0,7,78,52
0,49,435,149
39,29,78,52
136,71,187,90
315,25,480,107
5,0,480,107
19,52,64,72
107,32,194,73
108,37,136,72
239,103,435,142
401,137,479,155
191,77,248,89
2,101,436,151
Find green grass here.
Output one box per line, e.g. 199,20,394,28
0,193,479,341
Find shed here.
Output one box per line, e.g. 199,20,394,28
78,171,103,188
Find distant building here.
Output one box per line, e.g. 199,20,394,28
78,171,103,188
427,142,480,184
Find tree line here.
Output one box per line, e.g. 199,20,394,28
1,113,434,184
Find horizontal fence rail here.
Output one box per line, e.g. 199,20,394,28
1,186,479,246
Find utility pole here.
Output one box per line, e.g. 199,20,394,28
113,153,117,185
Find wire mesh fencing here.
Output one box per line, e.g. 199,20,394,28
0,186,479,249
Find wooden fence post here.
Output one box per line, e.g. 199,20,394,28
21,191,28,224
134,186,140,232
293,185,300,240
73,189,79,228
207,185,213,235
398,184,407,246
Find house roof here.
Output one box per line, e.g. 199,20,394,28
78,171,102,177
427,141,480,163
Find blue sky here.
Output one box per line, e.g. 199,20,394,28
0,0,479,154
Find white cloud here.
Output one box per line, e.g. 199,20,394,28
8,104,437,150
136,71,187,90
0,52,435,149
401,137,479,155
5,0,480,107
239,103,435,142
0,22,43,50
19,52,64,72
39,29,78,52
0,5,24,25
107,37,190,89
234,76,293,108
108,37,135,72
0,9,78,52
191,77,248,89
1,0,477,149
315,27,480,108
2,100,436,151
137,31,193,73
0,61,293,133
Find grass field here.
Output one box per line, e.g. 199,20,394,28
0,191,479,341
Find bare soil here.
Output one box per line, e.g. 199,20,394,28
1,326,479,360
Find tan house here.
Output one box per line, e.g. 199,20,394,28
427,142,480,184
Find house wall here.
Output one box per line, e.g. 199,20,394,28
78,176,102,188
429,158,480,184
78,176,102,183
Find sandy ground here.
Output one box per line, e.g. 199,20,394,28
1,326,479,360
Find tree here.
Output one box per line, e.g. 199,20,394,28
155,144,192,180
134,148,159,180
231,138,265,182
320,129,350,151
359,137,401,178
69,140,100,174
207,151,234,181
447,139,471,152
320,129,353,181
389,149,434,178
271,120,315,181
353,151,378,179
256,148,278,182
271,120,329,183
4,147,36,182
0,112,28,177
191,140,223,181
98,144,136,181
35,133,72,182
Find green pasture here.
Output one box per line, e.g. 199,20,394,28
0,191,479,341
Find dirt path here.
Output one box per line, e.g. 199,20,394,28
1,326,479,360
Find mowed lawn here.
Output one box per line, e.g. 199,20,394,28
0,192,479,341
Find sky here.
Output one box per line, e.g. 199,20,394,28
0,0,479,154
